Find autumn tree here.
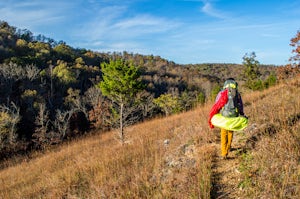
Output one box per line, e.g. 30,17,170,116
289,30,300,66
0,21,17,62
53,43,75,62
84,86,110,130
53,60,77,84
153,93,181,116
277,30,300,80
98,59,145,142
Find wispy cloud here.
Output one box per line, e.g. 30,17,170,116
73,4,180,51
200,1,229,19
115,15,167,29
113,15,180,34
0,0,72,30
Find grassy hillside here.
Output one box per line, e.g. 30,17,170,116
0,21,280,157
0,77,299,198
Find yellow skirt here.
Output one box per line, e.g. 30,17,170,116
211,113,248,131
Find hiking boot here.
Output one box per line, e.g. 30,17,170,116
222,155,228,160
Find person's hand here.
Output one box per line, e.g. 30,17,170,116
241,115,248,119
208,120,214,129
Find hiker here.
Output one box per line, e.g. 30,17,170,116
208,78,248,159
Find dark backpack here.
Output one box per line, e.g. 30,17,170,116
221,79,239,117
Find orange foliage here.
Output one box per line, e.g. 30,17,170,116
289,30,300,65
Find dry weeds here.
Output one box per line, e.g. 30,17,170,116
0,78,299,199
0,105,215,198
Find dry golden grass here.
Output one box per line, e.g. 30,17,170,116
0,78,299,199
239,78,300,198
0,104,215,198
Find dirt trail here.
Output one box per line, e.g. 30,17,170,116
210,131,246,199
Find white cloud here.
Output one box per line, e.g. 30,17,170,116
73,5,181,49
70,5,127,40
113,14,180,35
0,0,72,30
200,1,229,19
115,15,166,29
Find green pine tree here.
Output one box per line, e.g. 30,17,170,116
243,52,261,90
98,59,145,142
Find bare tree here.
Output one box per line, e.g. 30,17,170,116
0,62,26,80
24,64,40,81
53,109,73,140
84,86,103,108
137,91,156,120
65,88,88,118
0,102,20,150
0,62,26,103
0,62,40,105
32,103,50,148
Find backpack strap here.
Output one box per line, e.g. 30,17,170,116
224,82,237,89
221,79,239,117
223,79,238,89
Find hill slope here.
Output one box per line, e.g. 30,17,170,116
0,21,279,157
0,78,299,198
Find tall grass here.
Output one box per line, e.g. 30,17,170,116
239,78,300,198
0,106,215,198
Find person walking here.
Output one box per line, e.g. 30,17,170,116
208,78,248,159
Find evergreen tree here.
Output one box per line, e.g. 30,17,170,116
243,52,261,89
243,52,260,80
98,59,145,142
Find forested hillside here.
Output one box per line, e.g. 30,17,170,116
0,20,295,158
0,75,299,199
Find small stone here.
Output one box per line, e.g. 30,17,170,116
164,139,170,145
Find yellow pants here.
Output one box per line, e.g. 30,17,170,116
221,128,233,157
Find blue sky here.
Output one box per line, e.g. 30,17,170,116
1,0,299,65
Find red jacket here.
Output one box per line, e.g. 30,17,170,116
208,89,244,128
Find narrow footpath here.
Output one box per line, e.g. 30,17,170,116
210,130,247,199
